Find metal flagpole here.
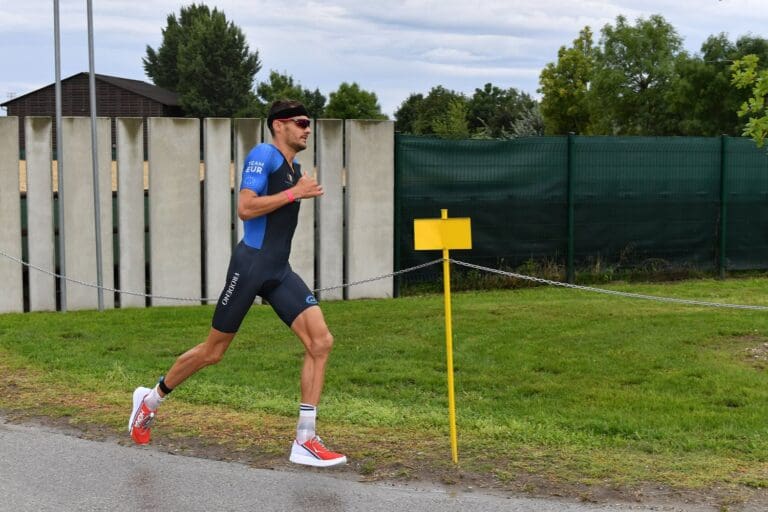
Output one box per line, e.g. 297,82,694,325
86,0,104,311
53,0,67,312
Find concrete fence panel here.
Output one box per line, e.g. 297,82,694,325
315,119,344,301
117,118,146,308
25,117,56,311
96,121,115,309
148,118,201,306
3,117,395,312
0,117,23,312
204,118,232,303
345,120,395,299
61,117,114,310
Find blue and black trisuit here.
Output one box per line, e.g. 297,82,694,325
212,143,318,333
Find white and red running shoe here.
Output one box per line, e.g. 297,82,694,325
289,436,347,467
128,387,156,445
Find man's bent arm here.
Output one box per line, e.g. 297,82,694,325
237,188,293,221
238,175,324,221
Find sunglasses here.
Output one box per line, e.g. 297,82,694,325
278,117,311,129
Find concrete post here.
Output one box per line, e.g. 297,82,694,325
25,117,56,311
0,117,23,312
204,118,232,303
148,118,201,306
117,118,146,308
61,117,114,310
315,119,344,300
345,120,395,299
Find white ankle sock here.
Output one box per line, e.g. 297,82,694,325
143,386,165,411
296,403,316,443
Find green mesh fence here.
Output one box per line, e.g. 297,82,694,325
395,134,768,286
571,137,721,269
724,137,768,270
396,135,568,286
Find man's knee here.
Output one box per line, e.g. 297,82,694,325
203,349,225,366
308,331,334,358
201,331,234,366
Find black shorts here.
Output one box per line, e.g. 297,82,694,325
211,241,318,333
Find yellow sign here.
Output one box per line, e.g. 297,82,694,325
413,210,472,464
414,217,472,250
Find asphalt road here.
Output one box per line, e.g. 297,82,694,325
0,418,703,512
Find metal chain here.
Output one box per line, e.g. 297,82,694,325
0,247,442,303
450,258,768,311
312,259,443,293
2,244,766,310
0,247,207,302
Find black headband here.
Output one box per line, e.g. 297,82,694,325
267,105,310,129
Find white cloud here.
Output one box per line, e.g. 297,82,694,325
420,48,487,62
3,0,768,117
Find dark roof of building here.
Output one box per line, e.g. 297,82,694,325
1,72,180,107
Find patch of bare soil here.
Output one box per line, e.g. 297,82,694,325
745,341,768,365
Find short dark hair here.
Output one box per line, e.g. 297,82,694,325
267,100,308,135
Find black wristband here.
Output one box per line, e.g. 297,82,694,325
158,376,173,395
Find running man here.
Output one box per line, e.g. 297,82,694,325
128,100,346,467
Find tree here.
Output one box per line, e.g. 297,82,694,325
395,84,539,139
508,104,545,137
414,87,467,135
468,83,539,138
256,71,326,117
732,54,768,147
143,3,261,117
433,99,470,139
589,14,682,135
668,35,736,135
669,34,768,136
324,82,387,120
393,86,468,135
394,93,424,133
538,27,596,135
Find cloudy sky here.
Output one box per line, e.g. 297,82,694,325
1,1,766,117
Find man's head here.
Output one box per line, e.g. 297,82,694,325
267,100,311,153
267,100,310,135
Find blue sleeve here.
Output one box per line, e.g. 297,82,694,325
240,145,282,194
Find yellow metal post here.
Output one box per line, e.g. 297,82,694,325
441,209,459,463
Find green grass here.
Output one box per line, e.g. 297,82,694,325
3,277,768,495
